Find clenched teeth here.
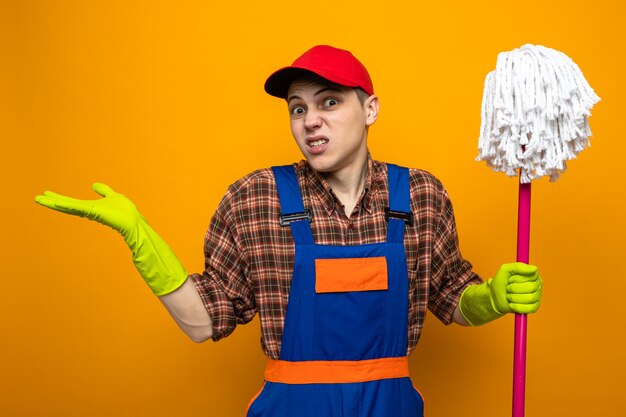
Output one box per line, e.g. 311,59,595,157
309,139,328,147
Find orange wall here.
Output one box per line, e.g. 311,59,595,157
2,1,624,416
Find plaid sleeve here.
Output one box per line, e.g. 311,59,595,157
190,187,257,342
427,185,483,325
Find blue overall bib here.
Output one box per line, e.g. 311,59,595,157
246,164,424,417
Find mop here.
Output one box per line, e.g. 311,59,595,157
476,44,600,417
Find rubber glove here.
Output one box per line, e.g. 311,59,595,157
35,183,187,296
459,262,542,326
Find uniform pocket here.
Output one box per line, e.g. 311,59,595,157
315,257,388,293
411,383,425,417
245,382,267,416
246,382,286,417
246,382,266,414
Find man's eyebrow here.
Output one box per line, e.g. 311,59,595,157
314,86,342,96
287,94,301,104
287,86,343,104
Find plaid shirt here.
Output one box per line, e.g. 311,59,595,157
191,155,482,359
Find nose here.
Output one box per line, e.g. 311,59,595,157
304,108,322,130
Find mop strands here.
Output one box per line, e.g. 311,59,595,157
476,44,601,183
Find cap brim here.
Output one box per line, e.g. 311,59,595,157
264,67,318,99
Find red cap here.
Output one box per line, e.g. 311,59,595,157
264,45,374,99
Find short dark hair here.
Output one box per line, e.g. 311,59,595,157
354,87,370,105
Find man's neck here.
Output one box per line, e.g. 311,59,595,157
320,156,368,217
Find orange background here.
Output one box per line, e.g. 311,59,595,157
1,1,624,416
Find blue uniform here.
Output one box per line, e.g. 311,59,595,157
246,164,424,417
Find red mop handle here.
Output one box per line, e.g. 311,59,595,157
513,180,531,417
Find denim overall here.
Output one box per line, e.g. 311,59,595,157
246,164,424,417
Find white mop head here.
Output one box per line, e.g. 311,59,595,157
476,44,600,183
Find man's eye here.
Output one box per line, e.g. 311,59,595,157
291,106,305,115
324,98,338,107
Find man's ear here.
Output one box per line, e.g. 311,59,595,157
364,95,379,126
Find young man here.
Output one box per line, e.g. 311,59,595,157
35,45,542,417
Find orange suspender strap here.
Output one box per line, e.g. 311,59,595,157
264,356,410,384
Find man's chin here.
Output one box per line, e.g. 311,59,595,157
305,158,334,174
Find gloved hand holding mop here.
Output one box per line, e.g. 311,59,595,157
459,262,542,326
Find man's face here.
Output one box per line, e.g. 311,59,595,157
286,77,378,175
